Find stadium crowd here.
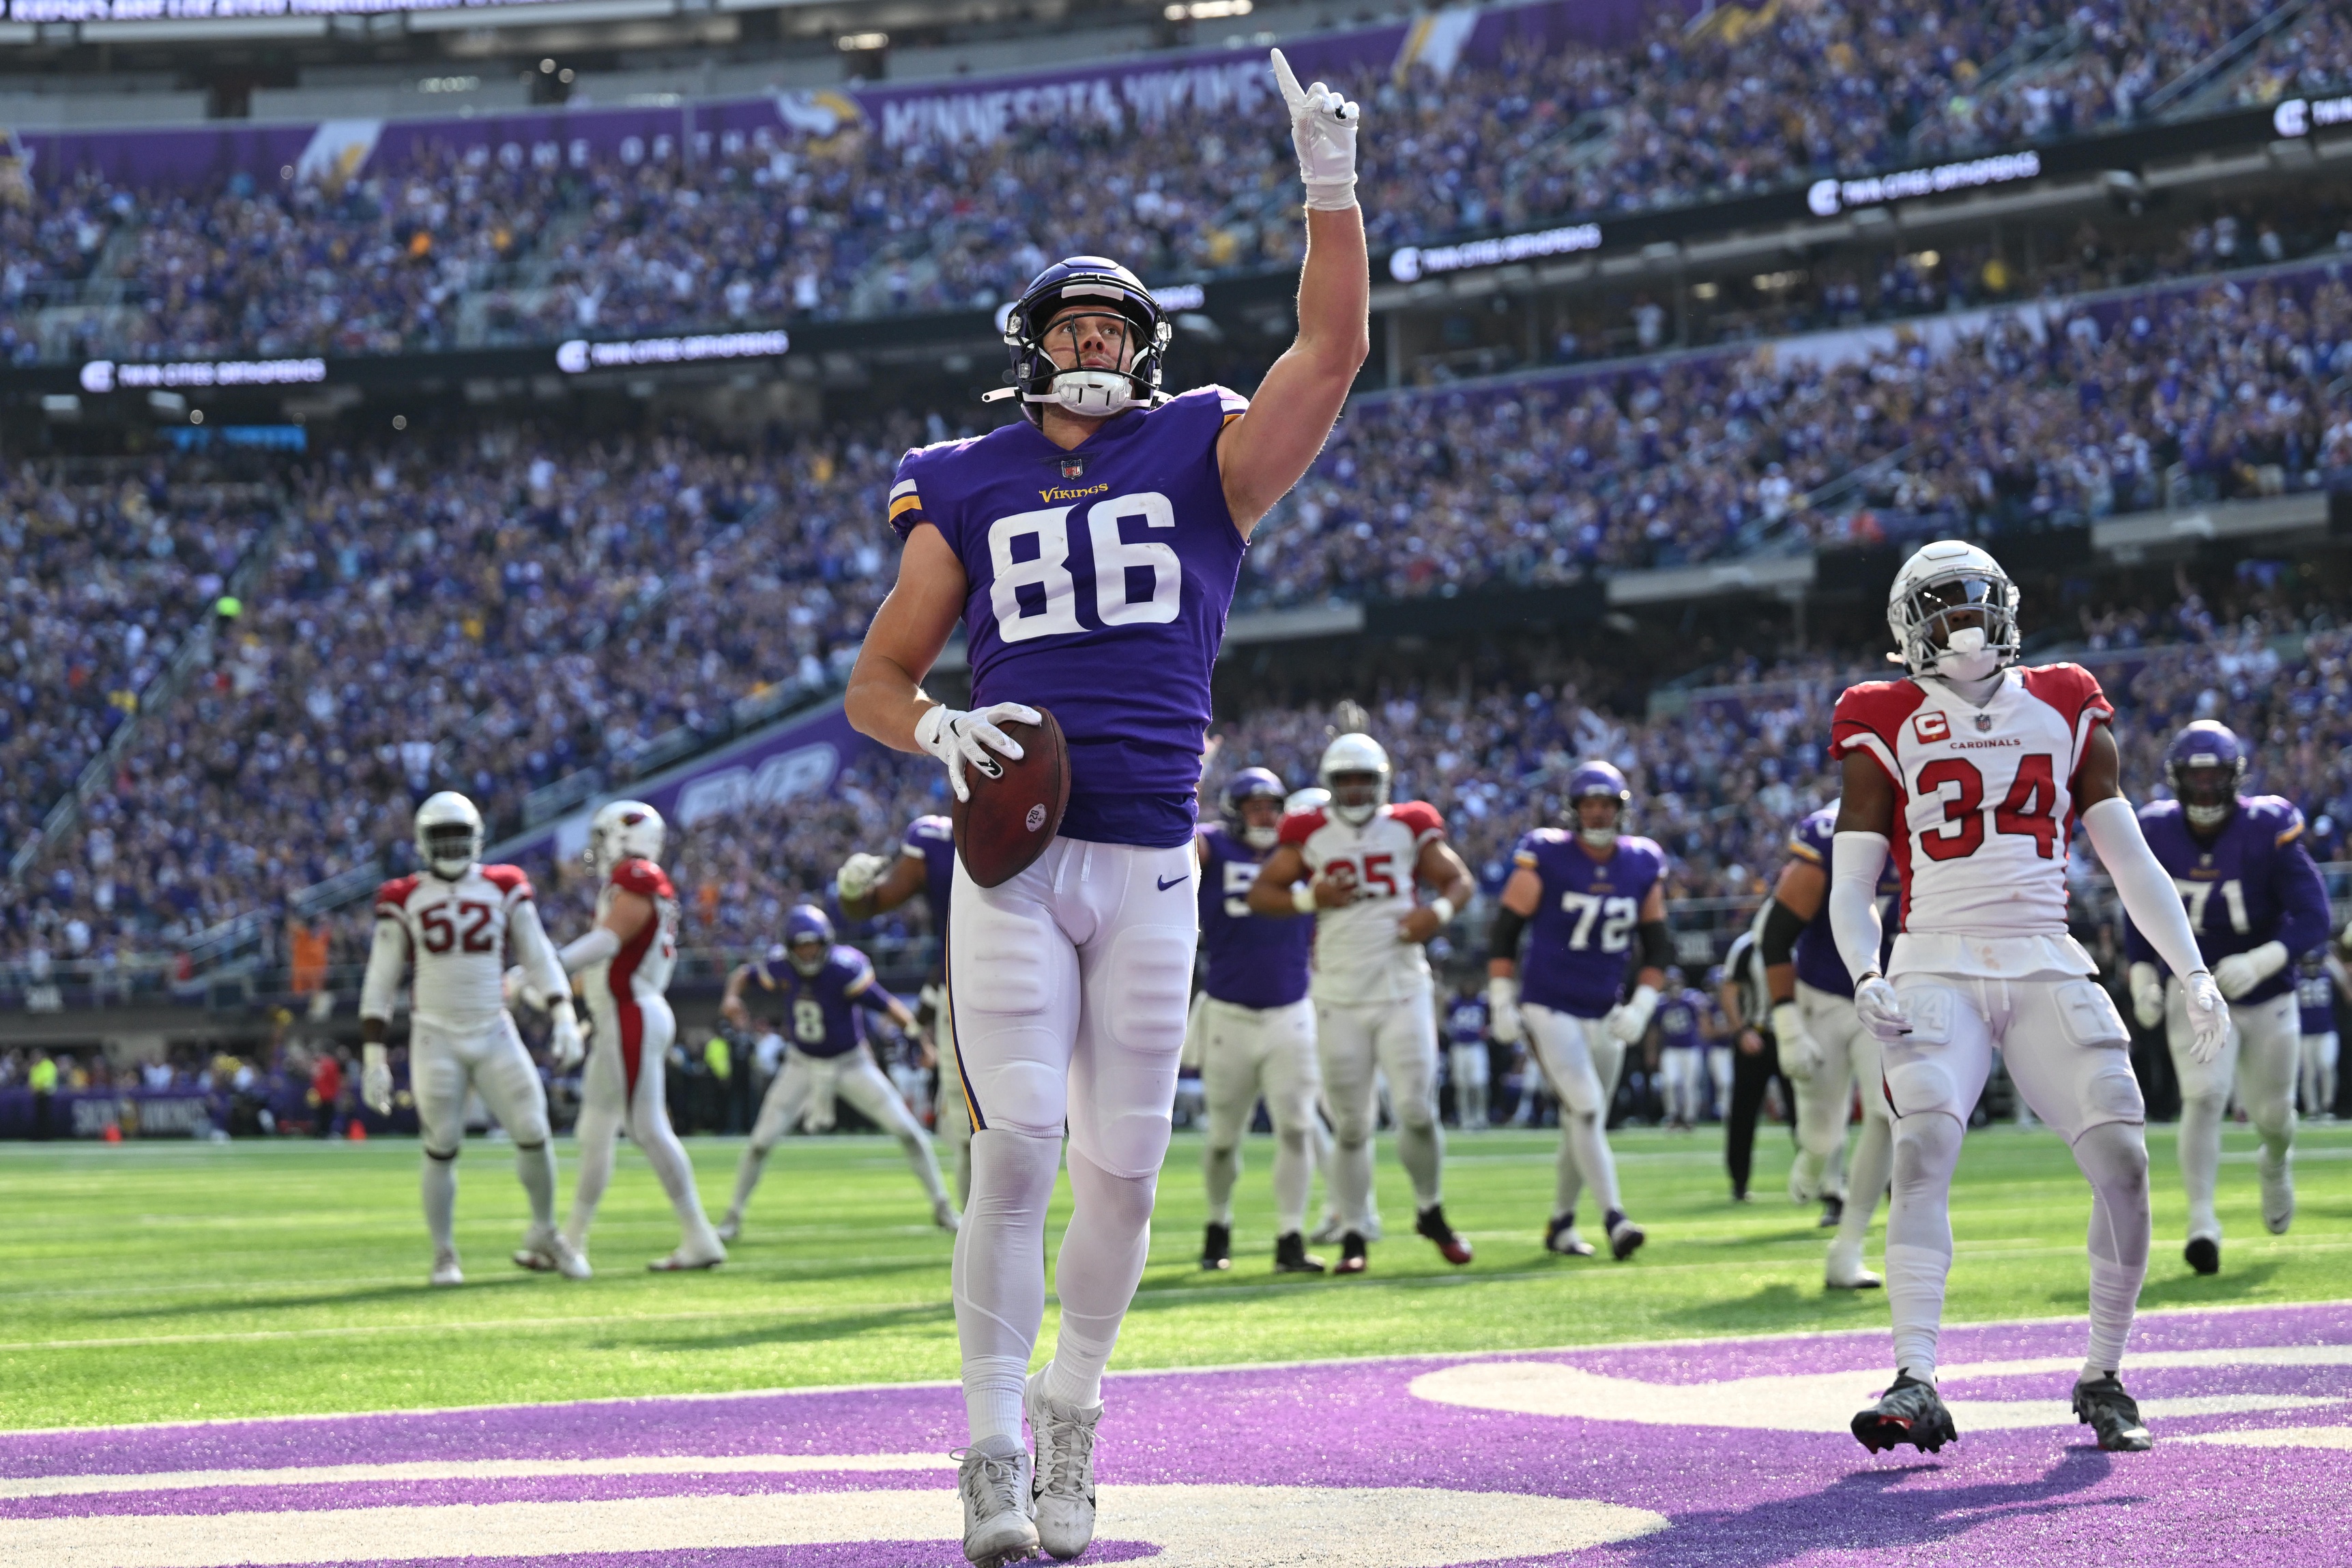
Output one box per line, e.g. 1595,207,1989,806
3,0,2348,360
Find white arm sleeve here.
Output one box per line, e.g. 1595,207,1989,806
1829,830,1891,985
359,918,408,1023
507,900,572,1009
2082,796,2206,980
558,925,622,975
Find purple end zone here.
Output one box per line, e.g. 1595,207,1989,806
4,1303,2349,1567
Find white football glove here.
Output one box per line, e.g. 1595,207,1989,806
1606,983,1660,1045
502,964,549,1013
2128,962,2165,1028
360,1043,393,1116
913,701,1041,804
1271,48,1361,211
2181,970,2231,1064
837,851,890,905
2212,940,2288,1000
1853,976,1913,1042
1771,1002,1820,1081
547,1004,585,1072
1487,976,1524,1045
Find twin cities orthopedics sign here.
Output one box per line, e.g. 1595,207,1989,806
2273,93,2352,138
553,330,792,374
80,358,326,392
1805,150,2044,216
1388,222,1605,283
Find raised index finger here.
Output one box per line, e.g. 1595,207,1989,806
1269,47,1307,111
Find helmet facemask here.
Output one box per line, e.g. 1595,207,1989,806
1238,796,1283,851
422,822,479,880
1328,770,1386,827
2170,759,2241,831
1034,310,1146,418
1902,570,2018,682
788,938,828,978
1572,793,1623,852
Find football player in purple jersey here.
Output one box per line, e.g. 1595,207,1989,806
2295,949,2342,1120
1487,761,1668,1263
2122,722,2330,1275
1192,767,1324,1273
717,905,958,1240
1760,801,1900,1289
837,815,968,1201
844,48,1368,1567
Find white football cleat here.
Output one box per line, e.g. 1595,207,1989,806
715,1215,742,1245
429,1251,464,1288
1825,1244,1883,1291
1025,1365,1099,1562
935,1197,963,1233
956,1433,1039,1568
513,1225,592,1280
650,1239,727,1272
2260,1146,2295,1235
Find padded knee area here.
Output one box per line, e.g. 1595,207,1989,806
974,1045,1069,1139
512,1139,545,1153
424,1146,459,1163
1891,1113,1964,1186
2079,1058,2148,1129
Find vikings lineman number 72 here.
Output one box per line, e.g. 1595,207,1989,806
1556,892,1636,952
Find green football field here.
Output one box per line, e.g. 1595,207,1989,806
4,1120,2349,1432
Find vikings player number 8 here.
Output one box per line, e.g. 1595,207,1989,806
794,998,827,1045
987,492,1180,643
1557,891,1637,952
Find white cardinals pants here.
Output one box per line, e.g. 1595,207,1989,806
1880,970,2149,1382
1200,996,1321,1236
1659,1048,1704,1125
2165,982,2297,1243
1316,974,1442,1231
411,1012,550,1155
569,993,719,1255
947,837,1195,1442
1524,1004,1627,1221
728,1043,949,1220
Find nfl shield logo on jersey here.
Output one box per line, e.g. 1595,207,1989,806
1059,454,1087,480
1915,712,1951,743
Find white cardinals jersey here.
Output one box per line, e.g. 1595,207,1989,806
1278,800,1446,1004
1831,662,2111,979
582,857,680,1010
368,865,535,1032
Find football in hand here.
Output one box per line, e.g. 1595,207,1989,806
951,706,1071,888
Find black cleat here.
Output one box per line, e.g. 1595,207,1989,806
2072,1373,2153,1451
1199,1222,1232,1272
1607,1215,1646,1262
1416,1203,1473,1266
1544,1213,1596,1257
1335,1231,1369,1275
1818,1195,1845,1229
1852,1371,1958,1454
1273,1232,1326,1274
2184,1236,2220,1275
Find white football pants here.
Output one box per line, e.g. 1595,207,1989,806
1881,972,2149,1382
726,1043,950,1223
1524,1003,1627,1221
2302,1031,2339,1118
411,1013,557,1255
568,993,721,1257
1659,1048,1704,1125
1200,996,1321,1236
935,985,972,1204
1316,975,1442,1232
947,837,1195,1444
2165,981,2297,1244
1449,1041,1490,1129
1795,983,1894,1266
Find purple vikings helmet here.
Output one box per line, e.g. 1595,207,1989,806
1565,761,1632,850
783,904,834,976
989,257,1172,426
2165,721,2247,831
1221,767,1288,850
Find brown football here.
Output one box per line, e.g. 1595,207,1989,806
950,707,1071,889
